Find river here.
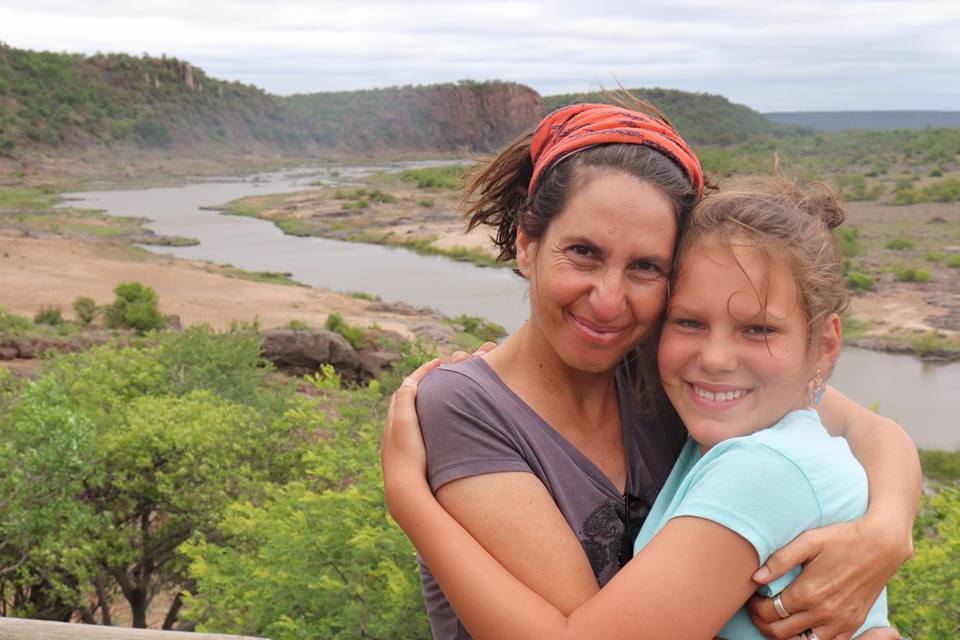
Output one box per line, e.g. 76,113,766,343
64,165,960,450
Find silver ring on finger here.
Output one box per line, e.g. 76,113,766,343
804,629,821,640
772,593,790,619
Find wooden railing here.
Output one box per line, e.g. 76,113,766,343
0,618,268,640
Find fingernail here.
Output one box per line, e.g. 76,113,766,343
753,567,769,582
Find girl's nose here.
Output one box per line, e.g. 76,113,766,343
698,332,738,373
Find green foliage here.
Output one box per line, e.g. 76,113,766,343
925,251,947,262
835,227,862,258
324,312,367,350
845,272,875,293
346,291,381,302
400,165,465,190
418,198,434,208
885,238,916,251
72,296,98,326
182,380,429,639
0,306,36,335
893,266,932,283
286,319,311,331
0,328,303,627
888,489,960,638
946,255,960,268
104,281,166,333
919,450,960,485
923,177,960,203
910,331,956,357
450,314,507,343
33,305,63,326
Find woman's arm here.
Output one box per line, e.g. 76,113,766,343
747,385,919,639
389,359,602,616
384,380,759,639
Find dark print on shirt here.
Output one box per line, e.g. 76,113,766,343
579,497,624,584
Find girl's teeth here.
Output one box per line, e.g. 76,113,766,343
694,387,744,402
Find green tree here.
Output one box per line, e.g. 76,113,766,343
72,296,97,326
889,489,960,638
104,281,166,334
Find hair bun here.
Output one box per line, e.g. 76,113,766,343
801,183,845,229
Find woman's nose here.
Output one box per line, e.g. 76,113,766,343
589,270,627,322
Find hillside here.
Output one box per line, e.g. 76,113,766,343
286,80,543,153
0,43,311,156
542,88,803,145
766,111,960,132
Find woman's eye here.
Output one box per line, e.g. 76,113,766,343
569,245,594,259
629,261,664,278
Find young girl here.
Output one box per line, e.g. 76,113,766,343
382,176,893,640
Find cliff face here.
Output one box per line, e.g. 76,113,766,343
285,81,543,153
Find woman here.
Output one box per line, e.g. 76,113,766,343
390,100,919,639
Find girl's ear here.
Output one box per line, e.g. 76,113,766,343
813,313,843,376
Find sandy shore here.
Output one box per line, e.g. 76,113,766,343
0,232,441,338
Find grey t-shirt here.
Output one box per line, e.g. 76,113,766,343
415,357,685,640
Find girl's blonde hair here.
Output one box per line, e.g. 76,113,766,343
677,175,850,342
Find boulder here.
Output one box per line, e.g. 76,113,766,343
261,328,362,379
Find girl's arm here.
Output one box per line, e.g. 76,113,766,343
747,385,920,638
384,378,758,639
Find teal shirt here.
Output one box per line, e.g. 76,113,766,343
633,409,888,639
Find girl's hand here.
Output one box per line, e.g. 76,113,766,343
381,358,441,518
747,517,909,639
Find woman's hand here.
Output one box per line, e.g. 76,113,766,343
747,516,910,639
381,358,441,519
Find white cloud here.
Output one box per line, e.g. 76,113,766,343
1,0,958,110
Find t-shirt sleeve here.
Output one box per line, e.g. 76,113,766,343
670,440,822,565
416,367,532,492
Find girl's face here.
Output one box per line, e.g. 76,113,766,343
657,240,839,450
518,171,677,374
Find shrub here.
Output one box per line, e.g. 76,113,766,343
929,167,944,177
835,227,862,258
400,165,465,190
33,305,63,325
924,251,946,262
324,312,366,350
418,199,434,208
894,266,932,283
946,255,960,268
104,281,167,334
890,189,928,205
72,296,97,325
845,272,875,293
885,238,916,251
286,319,310,331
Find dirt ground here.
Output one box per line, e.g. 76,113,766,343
0,231,443,338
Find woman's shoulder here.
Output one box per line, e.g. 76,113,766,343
417,357,505,405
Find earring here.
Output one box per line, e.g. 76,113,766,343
808,368,826,405
519,265,529,275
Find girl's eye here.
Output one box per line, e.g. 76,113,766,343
745,325,777,336
676,319,704,330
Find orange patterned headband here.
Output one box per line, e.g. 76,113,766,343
528,103,704,200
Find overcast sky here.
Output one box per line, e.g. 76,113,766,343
2,0,958,112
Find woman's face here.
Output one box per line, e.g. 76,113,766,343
518,171,677,374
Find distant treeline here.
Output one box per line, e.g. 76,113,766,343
766,111,960,132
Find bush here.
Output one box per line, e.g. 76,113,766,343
286,319,311,331
924,251,946,262
888,489,960,638
104,281,167,334
885,238,916,251
418,199,434,208
72,296,97,325
400,165,465,190
324,312,366,350
33,305,63,325
835,227,862,258
946,255,960,268
845,272,875,293
893,266,932,283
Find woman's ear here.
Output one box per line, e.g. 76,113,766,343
813,313,843,377
516,226,536,273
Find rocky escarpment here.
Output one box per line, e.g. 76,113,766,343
286,80,543,153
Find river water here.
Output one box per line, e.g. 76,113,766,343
64,166,960,450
